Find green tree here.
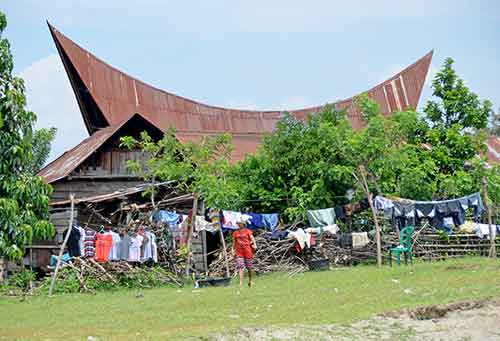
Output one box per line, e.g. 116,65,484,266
424,57,492,130
423,58,492,175
29,127,57,174
120,129,240,209
234,105,357,222
0,12,54,260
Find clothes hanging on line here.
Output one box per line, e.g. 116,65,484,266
307,208,336,228
83,228,96,258
243,213,279,231
305,224,339,235
50,253,71,267
95,233,113,262
120,233,131,261
74,225,86,257
352,232,370,249
141,231,158,263
265,230,289,241
222,211,252,230
66,227,81,257
128,234,144,262
106,230,121,261
195,215,218,233
262,214,279,231
288,228,313,250
247,213,264,229
153,210,180,226
475,223,500,240
374,193,484,231
334,206,346,220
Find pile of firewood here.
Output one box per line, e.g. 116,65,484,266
207,231,405,278
54,258,181,293
207,234,307,277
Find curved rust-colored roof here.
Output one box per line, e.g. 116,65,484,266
38,113,163,183
48,23,433,159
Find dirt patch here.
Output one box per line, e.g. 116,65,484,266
383,297,494,320
214,297,500,340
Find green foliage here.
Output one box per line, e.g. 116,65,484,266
8,268,36,289
123,56,499,219
29,127,57,174
0,11,54,260
231,58,499,216
121,129,241,209
424,57,492,130
233,106,357,221
36,266,177,294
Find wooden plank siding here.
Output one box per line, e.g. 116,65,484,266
50,179,146,202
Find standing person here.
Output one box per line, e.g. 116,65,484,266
232,218,257,287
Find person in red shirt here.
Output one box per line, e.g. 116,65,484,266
232,218,257,287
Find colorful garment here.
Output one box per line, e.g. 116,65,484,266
128,235,144,262
232,228,254,259
106,231,121,261
223,211,252,230
95,233,113,262
83,229,96,258
235,256,253,270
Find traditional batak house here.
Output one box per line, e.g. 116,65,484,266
39,23,434,201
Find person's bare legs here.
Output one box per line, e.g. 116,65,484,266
248,269,254,287
239,269,244,287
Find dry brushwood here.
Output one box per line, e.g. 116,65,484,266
53,258,182,293
207,231,407,278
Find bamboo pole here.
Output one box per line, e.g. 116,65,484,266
49,194,75,296
358,166,382,267
482,178,496,258
185,193,198,276
218,215,230,278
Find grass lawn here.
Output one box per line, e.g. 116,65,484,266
1,257,500,339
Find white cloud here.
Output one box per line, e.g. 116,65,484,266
19,54,88,163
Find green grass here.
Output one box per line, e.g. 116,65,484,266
1,257,500,340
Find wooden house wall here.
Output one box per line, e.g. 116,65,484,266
50,179,146,202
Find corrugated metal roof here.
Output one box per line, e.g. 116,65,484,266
43,23,451,177
47,23,432,136
486,136,500,163
50,181,173,206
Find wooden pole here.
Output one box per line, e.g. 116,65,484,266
218,215,230,278
358,166,382,267
185,193,198,277
49,194,75,296
482,178,496,258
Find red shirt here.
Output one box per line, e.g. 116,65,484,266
233,228,254,259
95,233,113,262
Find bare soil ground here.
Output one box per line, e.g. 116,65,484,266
216,297,500,340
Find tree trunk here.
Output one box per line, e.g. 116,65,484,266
359,166,383,267
185,193,198,277
49,194,75,296
0,257,5,283
219,228,230,278
482,178,496,258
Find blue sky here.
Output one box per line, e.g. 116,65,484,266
3,0,500,161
